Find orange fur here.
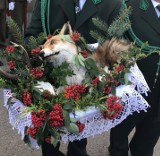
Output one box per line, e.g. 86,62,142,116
94,38,132,67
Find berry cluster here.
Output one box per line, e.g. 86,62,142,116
102,95,123,120
64,84,86,100
49,104,64,127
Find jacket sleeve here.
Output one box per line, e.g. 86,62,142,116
25,0,43,38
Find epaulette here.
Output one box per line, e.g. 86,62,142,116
139,0,149,10
92,0,102,5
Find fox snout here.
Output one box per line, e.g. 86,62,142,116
39,51,45,58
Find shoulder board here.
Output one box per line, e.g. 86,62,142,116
92,0,102,5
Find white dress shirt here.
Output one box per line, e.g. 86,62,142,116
79,0,86,10
151,0,160,18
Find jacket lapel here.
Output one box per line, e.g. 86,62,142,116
58,0,76,27
74,0,98,29
140,1,160,35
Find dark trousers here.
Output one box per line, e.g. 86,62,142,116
42,138,88,156
0,9,7,48
109,81,160,156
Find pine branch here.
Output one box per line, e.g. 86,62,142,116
7,18,24,45
26,33,47,51
90,30,106,44
92,18,109,32
36,32,47,45
108,7,132,38
27,36,38,50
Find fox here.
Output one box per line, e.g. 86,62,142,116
39,22,132,94
40,22,86,86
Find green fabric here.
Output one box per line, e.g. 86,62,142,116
139,0,149,10
92,0,102,4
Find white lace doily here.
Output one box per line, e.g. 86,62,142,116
128,63,150,95
3,63,150,148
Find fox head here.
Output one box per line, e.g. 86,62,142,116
40,22,77,66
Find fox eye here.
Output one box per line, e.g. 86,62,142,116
50,40,55,45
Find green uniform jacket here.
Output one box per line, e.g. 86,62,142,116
26,0,122,43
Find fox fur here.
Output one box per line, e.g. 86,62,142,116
39,23,132,93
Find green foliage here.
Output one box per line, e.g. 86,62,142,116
26,33,47,51
92,17,109,32
84,58,99,77
90,17,109,44
74,93,105,109
90,30,106,44
108,7,132,37
27,36,37,50
7,18,46,52
7,18,24,45
66,123,79,134
60,35,74,43
90,7,132,43
62,110,70,126
72,54,85,68
0,78,6,87
47,62,74,87
36,32,47,45
51,135,60,147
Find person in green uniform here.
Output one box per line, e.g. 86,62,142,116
25,0,122,155
109,0,160,156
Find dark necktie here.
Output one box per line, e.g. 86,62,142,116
75,0,81,17
156,5,160,12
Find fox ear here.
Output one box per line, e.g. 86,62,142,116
59,22,68,34
59,21,73,35
67,22,73,35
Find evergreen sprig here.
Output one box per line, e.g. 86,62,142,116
26,33,47,51
108,7,132,38
90,7,132,42
7,18,24,45
27,36,38,50
92,17,109,32
36,32,47,45
90,30,106,44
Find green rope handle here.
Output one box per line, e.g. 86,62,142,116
41,0,48,34
47,0,51,34
128,28,160,53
